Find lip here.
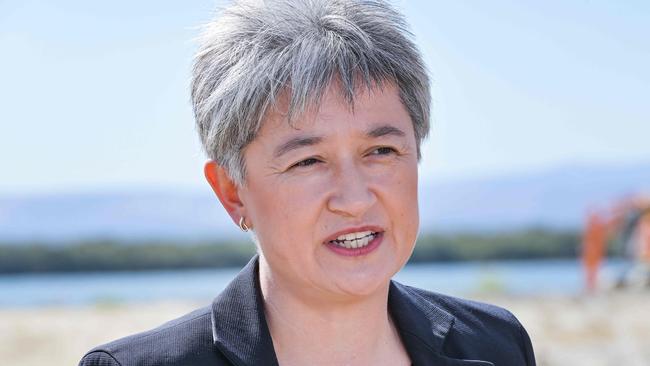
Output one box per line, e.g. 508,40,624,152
322,225,385,258
325,231,384,257
322,225,385,244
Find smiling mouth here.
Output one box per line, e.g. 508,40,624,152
328,231,379,249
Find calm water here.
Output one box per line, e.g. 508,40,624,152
0,259,628,307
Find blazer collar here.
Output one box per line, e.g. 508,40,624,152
388,282,493,366
211,256,279,366
211,256,492,366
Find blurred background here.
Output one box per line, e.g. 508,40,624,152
1,0,649,365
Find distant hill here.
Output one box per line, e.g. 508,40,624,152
419,162,650,232
0,188,244,244
1,162,649,244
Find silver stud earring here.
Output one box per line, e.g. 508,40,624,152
238,217,250,232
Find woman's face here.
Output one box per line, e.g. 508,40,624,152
239,82,419,300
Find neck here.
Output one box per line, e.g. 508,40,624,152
259,260,410,366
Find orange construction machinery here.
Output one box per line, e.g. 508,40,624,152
582,195,650,292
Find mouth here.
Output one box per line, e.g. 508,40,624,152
328,230,379,249
323,226,385,256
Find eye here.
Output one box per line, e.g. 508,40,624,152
369,146,397,156
290,157,321,169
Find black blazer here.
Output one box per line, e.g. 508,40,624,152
79,256,536,366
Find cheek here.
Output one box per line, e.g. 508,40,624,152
247,177,327,247
277,178,327,219
379,163,419,238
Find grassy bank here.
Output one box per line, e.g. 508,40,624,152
0,228,585,273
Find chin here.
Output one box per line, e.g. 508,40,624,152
326,262,398,298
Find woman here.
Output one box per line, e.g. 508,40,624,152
80,1,536,365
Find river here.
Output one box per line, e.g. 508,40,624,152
0,259,628,307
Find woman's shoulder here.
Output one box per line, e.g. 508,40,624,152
78,306,230,366
390,282,536,365
403,284,524,329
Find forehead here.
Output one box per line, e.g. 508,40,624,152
258,82,411,140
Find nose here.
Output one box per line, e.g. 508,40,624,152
326,161,377,218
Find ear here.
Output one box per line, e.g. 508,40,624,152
204,160,245,226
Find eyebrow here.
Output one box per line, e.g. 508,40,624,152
272,124,406,158
273,135,323,158
366,124,406,139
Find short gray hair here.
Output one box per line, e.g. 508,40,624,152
191,0,430,184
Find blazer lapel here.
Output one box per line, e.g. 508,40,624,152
210,256,279,366
389,281,494,366
210,256,492,366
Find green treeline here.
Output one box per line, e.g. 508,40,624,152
0,241,256,274
0,228,583,274
411,228,580,263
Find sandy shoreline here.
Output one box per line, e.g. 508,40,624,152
492,291,650,366
1,291,649,366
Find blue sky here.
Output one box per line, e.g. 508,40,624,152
1,0,648,195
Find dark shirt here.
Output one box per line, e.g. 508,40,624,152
79,256,536,366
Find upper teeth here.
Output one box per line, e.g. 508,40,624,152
331,231,376,249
